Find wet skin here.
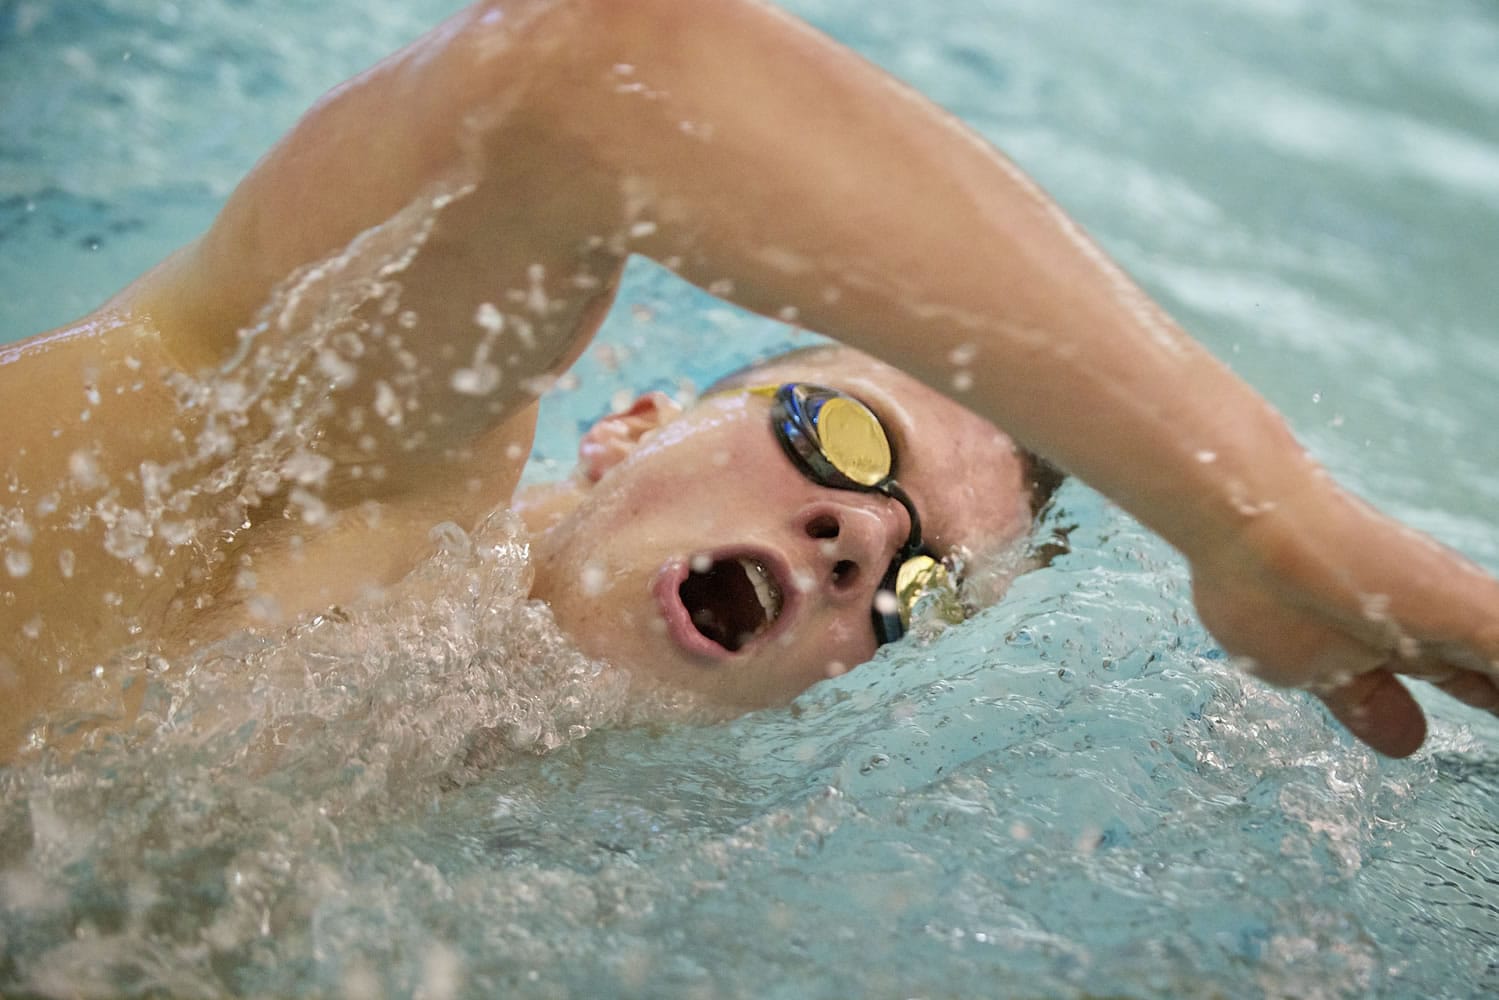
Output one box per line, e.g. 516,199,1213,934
523,349,1035,709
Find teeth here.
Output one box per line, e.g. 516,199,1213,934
739,558,783,622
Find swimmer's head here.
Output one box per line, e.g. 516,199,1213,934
519,344,1061,709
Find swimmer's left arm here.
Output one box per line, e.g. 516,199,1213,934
35,0,1496,756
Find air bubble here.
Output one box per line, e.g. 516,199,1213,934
690,554,712,573
874,589,899,615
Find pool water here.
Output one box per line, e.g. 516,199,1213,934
4,1,1499,997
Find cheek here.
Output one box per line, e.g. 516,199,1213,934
937,450,1032,549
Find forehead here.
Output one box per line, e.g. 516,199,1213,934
722,349,1033,554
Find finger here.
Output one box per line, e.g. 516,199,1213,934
1314,669,1427,758
1389,650,1499,714
1430,671,1499,714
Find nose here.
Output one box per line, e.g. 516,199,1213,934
795,494,910,601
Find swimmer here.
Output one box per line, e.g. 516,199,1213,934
3,0,1498,759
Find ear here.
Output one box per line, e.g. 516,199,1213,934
577,391,683,483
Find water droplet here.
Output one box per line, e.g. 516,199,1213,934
580,562,607,596
6,549,33,578
316,349,357,388
8,518,33,546
948,343,978,366
474,302,505,335
281,450,333,487
290,488,329,526
450,365,500,396
690,554,712,574
373,380,403,427
874,589,899,615
951,371,974,392
68,450,103,489
103,508,151,560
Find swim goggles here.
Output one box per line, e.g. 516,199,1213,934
737,382,961,645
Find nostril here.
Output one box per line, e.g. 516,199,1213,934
805,514,840,540
832,560,858,588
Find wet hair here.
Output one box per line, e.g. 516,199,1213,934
703,345,1066,516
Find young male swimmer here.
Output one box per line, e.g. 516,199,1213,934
3,0,1498,760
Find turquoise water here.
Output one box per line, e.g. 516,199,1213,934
4,1,1499,997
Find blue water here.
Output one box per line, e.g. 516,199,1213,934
4,1,1499,997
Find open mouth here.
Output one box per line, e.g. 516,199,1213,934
678,556,785,652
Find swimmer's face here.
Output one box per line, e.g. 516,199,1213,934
527,348,1035,709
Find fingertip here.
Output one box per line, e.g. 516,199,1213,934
1317,670,1427,759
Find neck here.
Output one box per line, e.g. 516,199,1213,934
512,476,588,538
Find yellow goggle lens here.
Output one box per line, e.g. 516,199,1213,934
894,554,965,627
816,396,891,488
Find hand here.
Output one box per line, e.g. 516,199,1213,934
1187,481,1499,757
